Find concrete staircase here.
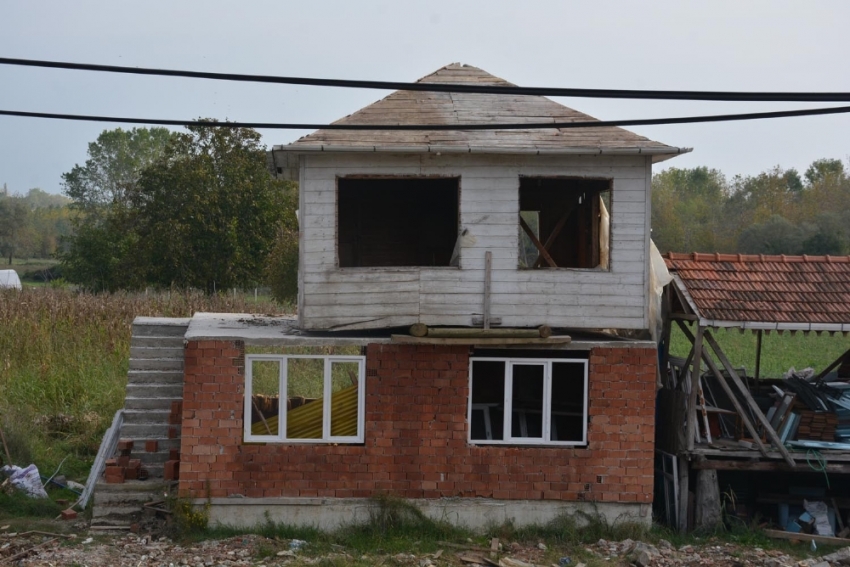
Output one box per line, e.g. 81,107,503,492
91,317,189,527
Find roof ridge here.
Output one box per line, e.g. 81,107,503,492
665,252,850,264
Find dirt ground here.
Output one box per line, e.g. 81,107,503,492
3,526,849,567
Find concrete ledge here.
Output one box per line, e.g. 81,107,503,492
197,497,651,532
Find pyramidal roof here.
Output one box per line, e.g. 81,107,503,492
276,63,690,162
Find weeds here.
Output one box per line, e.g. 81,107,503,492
0,287,290,480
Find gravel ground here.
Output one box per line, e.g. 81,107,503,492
2,529,849,567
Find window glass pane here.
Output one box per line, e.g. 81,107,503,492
550,362,586,442
286,358,324,439
330,361,360,437
471,361,505,441
249,360,280,436
511,364,544,438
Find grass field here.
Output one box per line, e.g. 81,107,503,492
0,287,291,481
669,323,850,378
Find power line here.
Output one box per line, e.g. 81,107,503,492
2,57,850,102
1,105,849,130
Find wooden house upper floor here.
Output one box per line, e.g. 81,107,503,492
271,64,689,332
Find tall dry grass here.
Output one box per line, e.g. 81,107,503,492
0,287,288,479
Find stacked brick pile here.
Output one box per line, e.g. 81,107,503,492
104,440,142,483
796,410,839,442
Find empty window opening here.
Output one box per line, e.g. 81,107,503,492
469,357,588,446
518,178,610,269
338,177,459,267
245,354,365,444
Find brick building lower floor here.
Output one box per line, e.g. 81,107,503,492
172,314,657,530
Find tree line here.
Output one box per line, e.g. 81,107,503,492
0,187,72,264
651,158,850,255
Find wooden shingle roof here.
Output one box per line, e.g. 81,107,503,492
665,252,850,331
275,63,688,161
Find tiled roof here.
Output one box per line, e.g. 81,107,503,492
278,63,686,160
664,252,850,326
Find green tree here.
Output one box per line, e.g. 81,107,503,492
651,167,729,253
62,127,175,217
804,158,845,186
0,196,31,264
128,123,292,292
60,128,175,290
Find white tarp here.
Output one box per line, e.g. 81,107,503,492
1,464,49,498
0,269,22,290
648,240,673,342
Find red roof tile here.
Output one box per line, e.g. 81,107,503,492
664,253,850,325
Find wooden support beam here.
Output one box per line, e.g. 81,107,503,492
677,455,689,534
483,251,492,329
815,346,850,382
532,205,575,268
693,459,850,473
763,529,850,546
676,321,770,459
703,330,796,467
685,325,704,452
670,313,699,321
519,216,557,268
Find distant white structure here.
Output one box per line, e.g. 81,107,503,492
0,270,22,290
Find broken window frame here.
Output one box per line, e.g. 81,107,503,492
517,176,611,271
467,357,589,447
243,354,366,444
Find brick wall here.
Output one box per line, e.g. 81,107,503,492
179,342,656,503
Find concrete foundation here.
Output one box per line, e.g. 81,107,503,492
197,497,652,532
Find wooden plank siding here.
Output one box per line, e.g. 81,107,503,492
298,152,652,331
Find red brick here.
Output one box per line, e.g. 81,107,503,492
164,460,181,481
117,439,134,451
145,440,158,453
60,508,78,520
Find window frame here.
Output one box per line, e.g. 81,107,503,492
467,357,589,447
243,354,366,444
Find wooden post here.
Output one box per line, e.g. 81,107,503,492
676,321,770,458
703,330,796,466
483,251,492,329
754,330,763,393
685,325,704,451
677,455,690,533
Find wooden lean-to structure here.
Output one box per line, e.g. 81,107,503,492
659,253,850,533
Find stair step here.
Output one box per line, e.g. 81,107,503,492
123,409,176,424
132,319,190,337
120,424,180,438
130,346,184,360
129,358,184,372
124,397,183,411
127,370,184,384
126,383,183,398
131,336,185,349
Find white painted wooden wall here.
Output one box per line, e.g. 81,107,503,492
296,152,652,331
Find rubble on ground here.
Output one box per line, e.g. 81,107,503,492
5,531,850,567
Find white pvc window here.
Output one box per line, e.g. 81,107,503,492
244,354,365,444
468,357,588,446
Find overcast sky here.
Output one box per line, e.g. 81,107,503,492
2,1,849,195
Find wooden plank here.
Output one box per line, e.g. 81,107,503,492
532,204,575,268
676,321,771,458
763,529,850,546
483,251,492,329
703,330,797,467
519,216,557,267
686,326,704,451
694,460,850,473
391,335,571,346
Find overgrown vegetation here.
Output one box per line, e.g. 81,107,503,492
0,287,289,480
668,324,850,378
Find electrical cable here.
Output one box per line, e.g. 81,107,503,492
3,57,850,102
2,104,850,130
